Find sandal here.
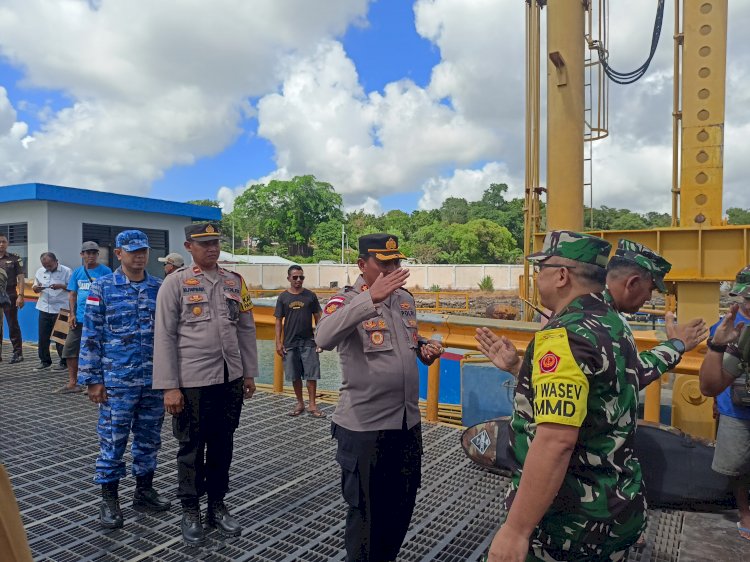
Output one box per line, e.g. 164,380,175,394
738,522,750,542
307,408,325,418
287,405,305,417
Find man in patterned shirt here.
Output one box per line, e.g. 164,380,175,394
477,231,645,561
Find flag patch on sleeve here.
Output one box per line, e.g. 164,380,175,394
86,296,100,307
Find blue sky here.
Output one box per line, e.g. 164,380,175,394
1,0,749,215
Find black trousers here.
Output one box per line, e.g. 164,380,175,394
37,310,63,365
172,376,244,502
1,290,23,355
332,418,422,562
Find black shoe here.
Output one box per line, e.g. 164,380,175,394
100,482,124,529
51,362,67,371
207,500,241,537
181,505,205,547
9,353,23,364
133,473,171,512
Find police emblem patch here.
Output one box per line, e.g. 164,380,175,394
223,279,236,287
371,331,384,345
192,306,203,316
470,429,491,455
188,295,203,303
539,351,560,373
377,319,386,328
184,278,200,286
360,284,369,291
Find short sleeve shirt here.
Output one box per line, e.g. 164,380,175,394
68,264,113,323
710,311,750,420
0,253,23,289
274,289,321,348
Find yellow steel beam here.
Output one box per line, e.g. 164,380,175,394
535,226,750,282
545,0,586,231
679,0,728,227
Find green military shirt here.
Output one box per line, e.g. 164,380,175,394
506,292,646,557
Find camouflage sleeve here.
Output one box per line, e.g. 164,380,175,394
77,280,105,386
637,342,683,387
721,343,745,380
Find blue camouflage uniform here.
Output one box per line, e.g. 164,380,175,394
78,267,163,484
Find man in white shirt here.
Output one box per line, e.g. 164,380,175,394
32,252,71,371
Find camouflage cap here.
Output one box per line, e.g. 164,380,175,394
526,230,610,268
614,239,672,293
115,230,150,252
729,265,750,298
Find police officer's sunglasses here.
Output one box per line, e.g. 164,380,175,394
291,275,305,280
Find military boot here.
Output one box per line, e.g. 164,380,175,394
133,472,171,512
181,500,205,547
100,481,124,529
206,498,242,537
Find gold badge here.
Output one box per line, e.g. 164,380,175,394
371,331,384,345
386,237,397,250
184,278,200,286
377,319,386,328
408,319,417,327
224,279,236,287
206,224,215,233
192,306,203,316
400,302,411,310
188,295,203,303
361,284,368,291
325,302,340,314
364,320,376,329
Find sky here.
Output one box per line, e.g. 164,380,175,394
0,0,749,217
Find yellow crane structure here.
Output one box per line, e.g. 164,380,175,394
523,0,748,438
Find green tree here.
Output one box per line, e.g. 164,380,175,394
727,207,750,225
185,199,221,208
411,219,520,264
610,212,647,230
440,197,470,224
233,175,343,255
481,183,510,209
644,211,671,228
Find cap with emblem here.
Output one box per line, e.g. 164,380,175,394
115,230,150,251
157,252,185,267
526,230,611,268
185,222,221,241
359,233,407,261
614,239,672,292
81,241,99,252
729,266,750,298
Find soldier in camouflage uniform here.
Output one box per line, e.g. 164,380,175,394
476,231,645,561
79,230,170,530
606,239,708,387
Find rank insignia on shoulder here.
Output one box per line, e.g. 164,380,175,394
184,278,200,286
360,284,368,291
192,266,201,274
192,305,203,316
539,351,560,373
371,331,384,345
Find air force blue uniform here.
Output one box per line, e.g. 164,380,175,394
78,267,164,484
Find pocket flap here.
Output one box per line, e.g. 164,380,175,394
335,449,358,473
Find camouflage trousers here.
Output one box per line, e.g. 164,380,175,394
526,545,628,561
94,386,165,484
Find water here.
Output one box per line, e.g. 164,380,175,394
255,340,343,391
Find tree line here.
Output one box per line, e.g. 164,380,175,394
189,175,750,264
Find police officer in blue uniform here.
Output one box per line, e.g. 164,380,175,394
78,230,171,529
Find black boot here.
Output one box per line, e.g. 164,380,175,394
207,499,242,537
181,500,205,547
133,472,171,512
100,481,124,529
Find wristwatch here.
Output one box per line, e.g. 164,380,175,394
706,338,728,354
667,338,686,354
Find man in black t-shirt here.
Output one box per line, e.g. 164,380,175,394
274,266,323,417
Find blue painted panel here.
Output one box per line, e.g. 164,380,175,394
2,302,40,345
0,183,220,221
418,355,462,405
461,363,516,427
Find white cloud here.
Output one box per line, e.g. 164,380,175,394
417,162,519,210
0,0,369,193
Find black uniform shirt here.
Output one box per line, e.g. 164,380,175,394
0,253,23,291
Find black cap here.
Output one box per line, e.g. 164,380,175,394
185,222,221,241
358,233,406,261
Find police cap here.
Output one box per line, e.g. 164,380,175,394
185,222,221,242
358,233,406,261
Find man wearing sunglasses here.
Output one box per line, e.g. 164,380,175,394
274,265,323,417
476,230,645,562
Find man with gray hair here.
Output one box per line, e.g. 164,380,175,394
32,252,71,371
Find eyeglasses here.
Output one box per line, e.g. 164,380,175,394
291,275,305,280
533,263,577,273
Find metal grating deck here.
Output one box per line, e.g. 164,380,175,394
0,348,693,561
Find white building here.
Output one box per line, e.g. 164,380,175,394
0,183,221,277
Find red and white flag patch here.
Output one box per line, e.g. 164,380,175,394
86,296,100,307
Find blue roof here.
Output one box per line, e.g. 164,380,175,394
0,183,221,221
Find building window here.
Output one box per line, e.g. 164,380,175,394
82,223,169,278
0,222,29,276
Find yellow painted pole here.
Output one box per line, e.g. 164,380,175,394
546,0,585,231
426,357,441,423
643,380,662,423
273,352,284,393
